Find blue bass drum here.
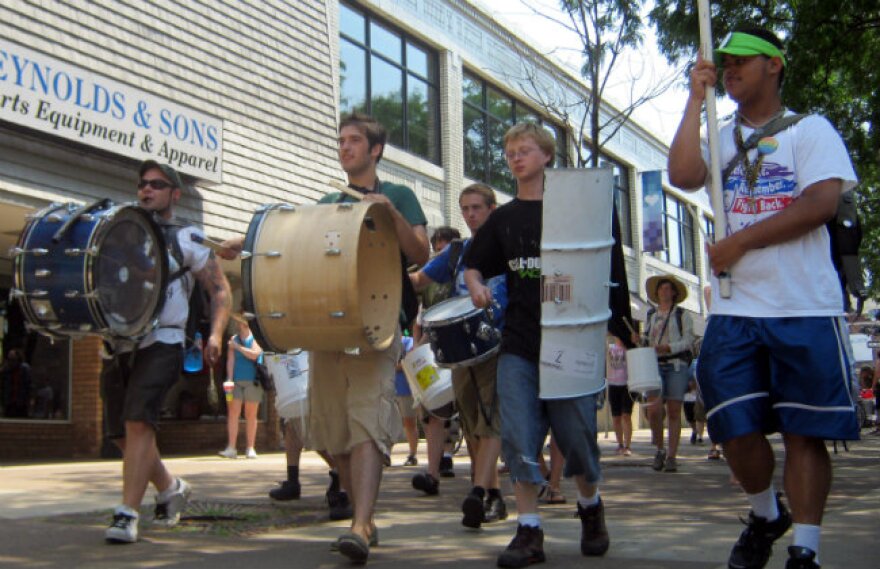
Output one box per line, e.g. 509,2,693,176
12,201,168,338
420,295,500,369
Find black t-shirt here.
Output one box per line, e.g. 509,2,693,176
463,198,542,362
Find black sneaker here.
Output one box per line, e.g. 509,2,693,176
269,479,301,501
578,499,610,556
651,449,667,471
327,490,353,521
412,472,440,495
728,495,792,569
403,454,418,466
497,524,545,568
785,546,820,569
484,493,508,523
439,455,455,477
461,493,484,529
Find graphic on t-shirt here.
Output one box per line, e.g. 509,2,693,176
508,256,541,279
725,160,796,229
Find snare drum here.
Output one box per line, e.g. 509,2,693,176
12,201,168,338
242,202,401,353
420,295,500,369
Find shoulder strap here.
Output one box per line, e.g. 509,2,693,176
675,306,684,335
447,239,465,280
721,113,808,184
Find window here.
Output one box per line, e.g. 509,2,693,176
600,156,632,247
339,2,440,163
659,192,696,273
462,71,567,194
704,216,715,244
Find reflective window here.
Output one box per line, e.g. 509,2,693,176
660,193,696,273
339,2,440,163
462,71,567,195
600,157,632,247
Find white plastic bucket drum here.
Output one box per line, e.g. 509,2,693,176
270,351,310,419
626,347,662,393
401,343,454,411
540,169,615,399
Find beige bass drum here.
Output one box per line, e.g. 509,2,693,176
241,202,401,353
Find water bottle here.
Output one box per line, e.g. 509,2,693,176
183,331,204,373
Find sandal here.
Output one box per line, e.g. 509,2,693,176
544,489,567,504
707,449,722,460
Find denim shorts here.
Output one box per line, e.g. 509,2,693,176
497,353,602,485
659,362,691,401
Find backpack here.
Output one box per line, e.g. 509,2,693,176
645,306,694,364
420,239,465,309
158,219,212,350
721,112,864,309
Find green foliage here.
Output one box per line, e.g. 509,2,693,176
650,0,880,299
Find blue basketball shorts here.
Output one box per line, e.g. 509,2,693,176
696,315,859,444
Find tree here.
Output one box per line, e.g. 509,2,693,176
649,0,880,300
504,0,682,167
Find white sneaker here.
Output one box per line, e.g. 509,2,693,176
105,507,139,543
245,448,258,459
218,447,238,459
153,478,192,527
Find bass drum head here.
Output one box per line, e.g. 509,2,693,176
241,207,274,351
94,206,168,337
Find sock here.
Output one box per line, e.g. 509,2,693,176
746,486,779,521
287,465,299,483
328,470,340,493
157,478,180,502
792,523,821,563
577,490,600,508
488,488,502,499
518,513,541,528
116,504,140,518
470,486,486,499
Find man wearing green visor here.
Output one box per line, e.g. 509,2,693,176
669,27,858,569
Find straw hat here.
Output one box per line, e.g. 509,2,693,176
646,274,688,304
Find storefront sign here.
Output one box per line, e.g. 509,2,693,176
0,39,223,183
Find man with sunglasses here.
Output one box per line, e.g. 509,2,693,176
668,27,859,569
102,160,231,544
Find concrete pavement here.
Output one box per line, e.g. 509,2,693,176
0,428,877,568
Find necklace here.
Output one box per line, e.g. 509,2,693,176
733,108,785,212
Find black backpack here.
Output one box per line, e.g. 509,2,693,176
158,219,212,349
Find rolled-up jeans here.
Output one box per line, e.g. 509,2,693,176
496,353,602,485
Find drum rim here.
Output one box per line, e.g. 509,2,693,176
241,205,281,353
421,295,484,327
434,344,500,369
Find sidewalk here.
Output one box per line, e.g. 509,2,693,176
0,428,876,568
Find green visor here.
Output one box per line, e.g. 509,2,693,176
714,32,786,67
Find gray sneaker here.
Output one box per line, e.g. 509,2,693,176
663,457,678,472
153,478,191,527
651,449,667,471
105,508,139,543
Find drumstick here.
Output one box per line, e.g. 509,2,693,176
623,317,639,338
329,180,364,201
190,233,227,254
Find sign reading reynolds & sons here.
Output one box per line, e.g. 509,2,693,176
0,39,223,183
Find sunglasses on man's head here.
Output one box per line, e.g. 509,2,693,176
137,179,175,190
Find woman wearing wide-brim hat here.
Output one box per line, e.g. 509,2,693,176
631,274,695,474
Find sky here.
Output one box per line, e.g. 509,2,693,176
477,0,736,145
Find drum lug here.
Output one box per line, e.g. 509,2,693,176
244,311,285,319
337,203,354,211
476,322,496,342
10,247,49,256
16,289,49,298
35,269,52,278
463,321,471,334
470,342,478,355
344,346,360,355
325,248,342,256
80,214,95,222
330,311,346,318
64,247,98,256
46,213,65,223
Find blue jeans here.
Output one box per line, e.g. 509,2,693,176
497,353,602,485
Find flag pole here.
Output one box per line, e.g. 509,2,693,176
697,0,732,298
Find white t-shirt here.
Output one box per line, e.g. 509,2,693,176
139,224,211,348
702,112,857,317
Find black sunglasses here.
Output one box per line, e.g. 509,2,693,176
138,179,174,190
